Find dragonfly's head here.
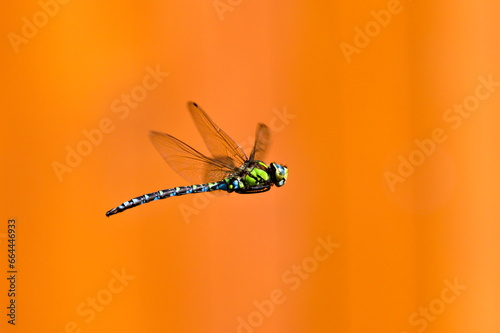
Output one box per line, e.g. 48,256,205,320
270,163,288,187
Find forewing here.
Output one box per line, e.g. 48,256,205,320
249,123,271,161
149,131,234,184
187,102,247,167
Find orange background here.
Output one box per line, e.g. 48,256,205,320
1,1,499,332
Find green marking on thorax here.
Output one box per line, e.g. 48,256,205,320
245,174,257,186
244,167,270,186
254,168,269,181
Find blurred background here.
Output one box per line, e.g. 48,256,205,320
1,1,499,332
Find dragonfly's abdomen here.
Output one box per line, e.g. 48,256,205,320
166,182,228,196
106,181,228,217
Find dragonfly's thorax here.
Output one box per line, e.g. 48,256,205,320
224,160,271,193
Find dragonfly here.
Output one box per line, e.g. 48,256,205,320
105,102,288,217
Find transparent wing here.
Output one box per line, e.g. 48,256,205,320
187,102,247,168
149,131,235,184
248,123,271,162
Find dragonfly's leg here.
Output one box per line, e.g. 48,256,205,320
236,185,271,194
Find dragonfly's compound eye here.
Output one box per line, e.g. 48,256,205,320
270,163,288,187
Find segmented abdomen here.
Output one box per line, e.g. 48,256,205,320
105,181,228,217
